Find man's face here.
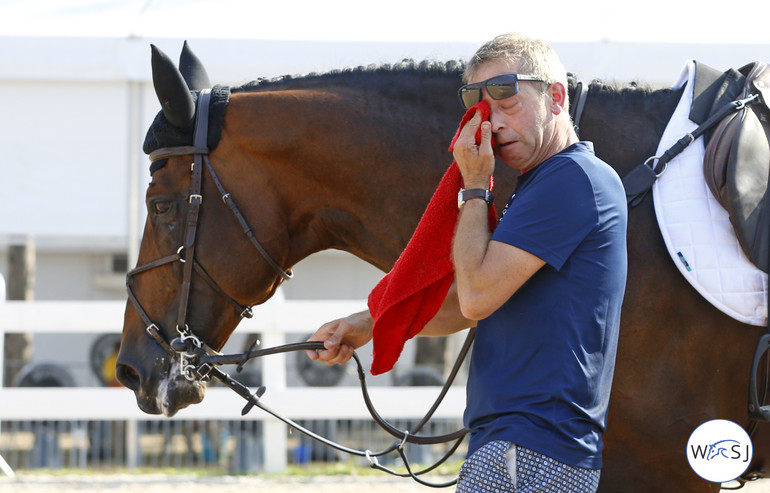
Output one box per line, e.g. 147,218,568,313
469,60,557,173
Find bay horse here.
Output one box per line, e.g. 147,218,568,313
116,43,768,492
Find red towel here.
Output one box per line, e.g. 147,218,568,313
367,100,498,375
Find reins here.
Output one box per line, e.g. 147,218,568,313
198,331,475,488
127,89,473,487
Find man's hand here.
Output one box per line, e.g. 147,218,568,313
452,110,495,189
306,310,373,366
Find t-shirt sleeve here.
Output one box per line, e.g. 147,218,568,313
491,163,598,270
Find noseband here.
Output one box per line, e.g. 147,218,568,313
126,89,293,380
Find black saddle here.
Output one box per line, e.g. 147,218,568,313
698,61,770,272
623,60,770,272
693,61,770,424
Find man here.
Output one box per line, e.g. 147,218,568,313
307,32,627,492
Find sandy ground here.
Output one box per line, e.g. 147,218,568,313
0,473,443,492
0,474,767,492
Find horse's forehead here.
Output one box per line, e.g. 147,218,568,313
147,159,190,192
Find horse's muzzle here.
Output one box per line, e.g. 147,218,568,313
116,350,206,417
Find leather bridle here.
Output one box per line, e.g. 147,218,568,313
125,89,472,487
126,89,293,380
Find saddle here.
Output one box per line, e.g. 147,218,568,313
700,61,770,272
694,62,770,424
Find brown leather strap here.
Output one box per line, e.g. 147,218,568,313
149,146,209,162
176,90,211,330
203,156,294,280
570,81,589,136
704,110,741,207
192,259,253,317
131,88,293,380
126,251,183,330
145,324,178,359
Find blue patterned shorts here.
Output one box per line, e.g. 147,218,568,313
456,440,600,493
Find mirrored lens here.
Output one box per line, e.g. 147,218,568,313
458,74,521,109
459,87,482,109
485,75,518,100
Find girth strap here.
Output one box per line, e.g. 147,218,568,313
623,93,758,207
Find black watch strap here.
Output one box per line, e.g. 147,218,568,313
458,188,493,209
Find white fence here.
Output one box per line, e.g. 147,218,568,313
0,300,467,473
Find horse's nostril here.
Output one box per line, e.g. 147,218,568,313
116,363,140,391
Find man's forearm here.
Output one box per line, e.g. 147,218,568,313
419,280,477,336
452,198,494,320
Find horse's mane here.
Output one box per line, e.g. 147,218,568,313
568,73,678,100
232,62,680,106
565,73,683,121
231,59,466,94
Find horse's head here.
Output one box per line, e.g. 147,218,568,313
116,43,292,416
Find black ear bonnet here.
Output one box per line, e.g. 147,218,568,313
143,42,230,174
143,85,230,174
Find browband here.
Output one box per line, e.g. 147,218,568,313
149,146,209,163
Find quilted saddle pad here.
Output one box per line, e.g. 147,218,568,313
652,60,767,326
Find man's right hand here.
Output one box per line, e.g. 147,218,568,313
306,310,374,366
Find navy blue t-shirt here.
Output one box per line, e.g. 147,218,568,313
463,142,628,469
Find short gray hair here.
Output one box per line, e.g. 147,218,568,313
464,33,568,92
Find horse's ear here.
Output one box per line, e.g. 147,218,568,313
150,44,195,130
179,40,211,90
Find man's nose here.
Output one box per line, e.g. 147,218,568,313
487,103,506,134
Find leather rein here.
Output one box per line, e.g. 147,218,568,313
126,89,472,487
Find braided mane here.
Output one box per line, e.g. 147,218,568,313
231,59,466,94
234,62,675,102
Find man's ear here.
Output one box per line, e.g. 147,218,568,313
549,82,568,115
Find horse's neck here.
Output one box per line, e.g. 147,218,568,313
225,80,681,274
578,83,683,174
228,89,460,272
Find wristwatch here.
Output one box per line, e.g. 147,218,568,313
457,188,494,209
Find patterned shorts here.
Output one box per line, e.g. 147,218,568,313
456,440,601,493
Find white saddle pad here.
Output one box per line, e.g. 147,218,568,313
651,60,767,326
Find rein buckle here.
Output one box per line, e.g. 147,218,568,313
193,363,214,381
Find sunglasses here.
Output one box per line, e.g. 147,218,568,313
458,73,546,109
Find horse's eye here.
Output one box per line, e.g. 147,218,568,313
153,201,171,216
